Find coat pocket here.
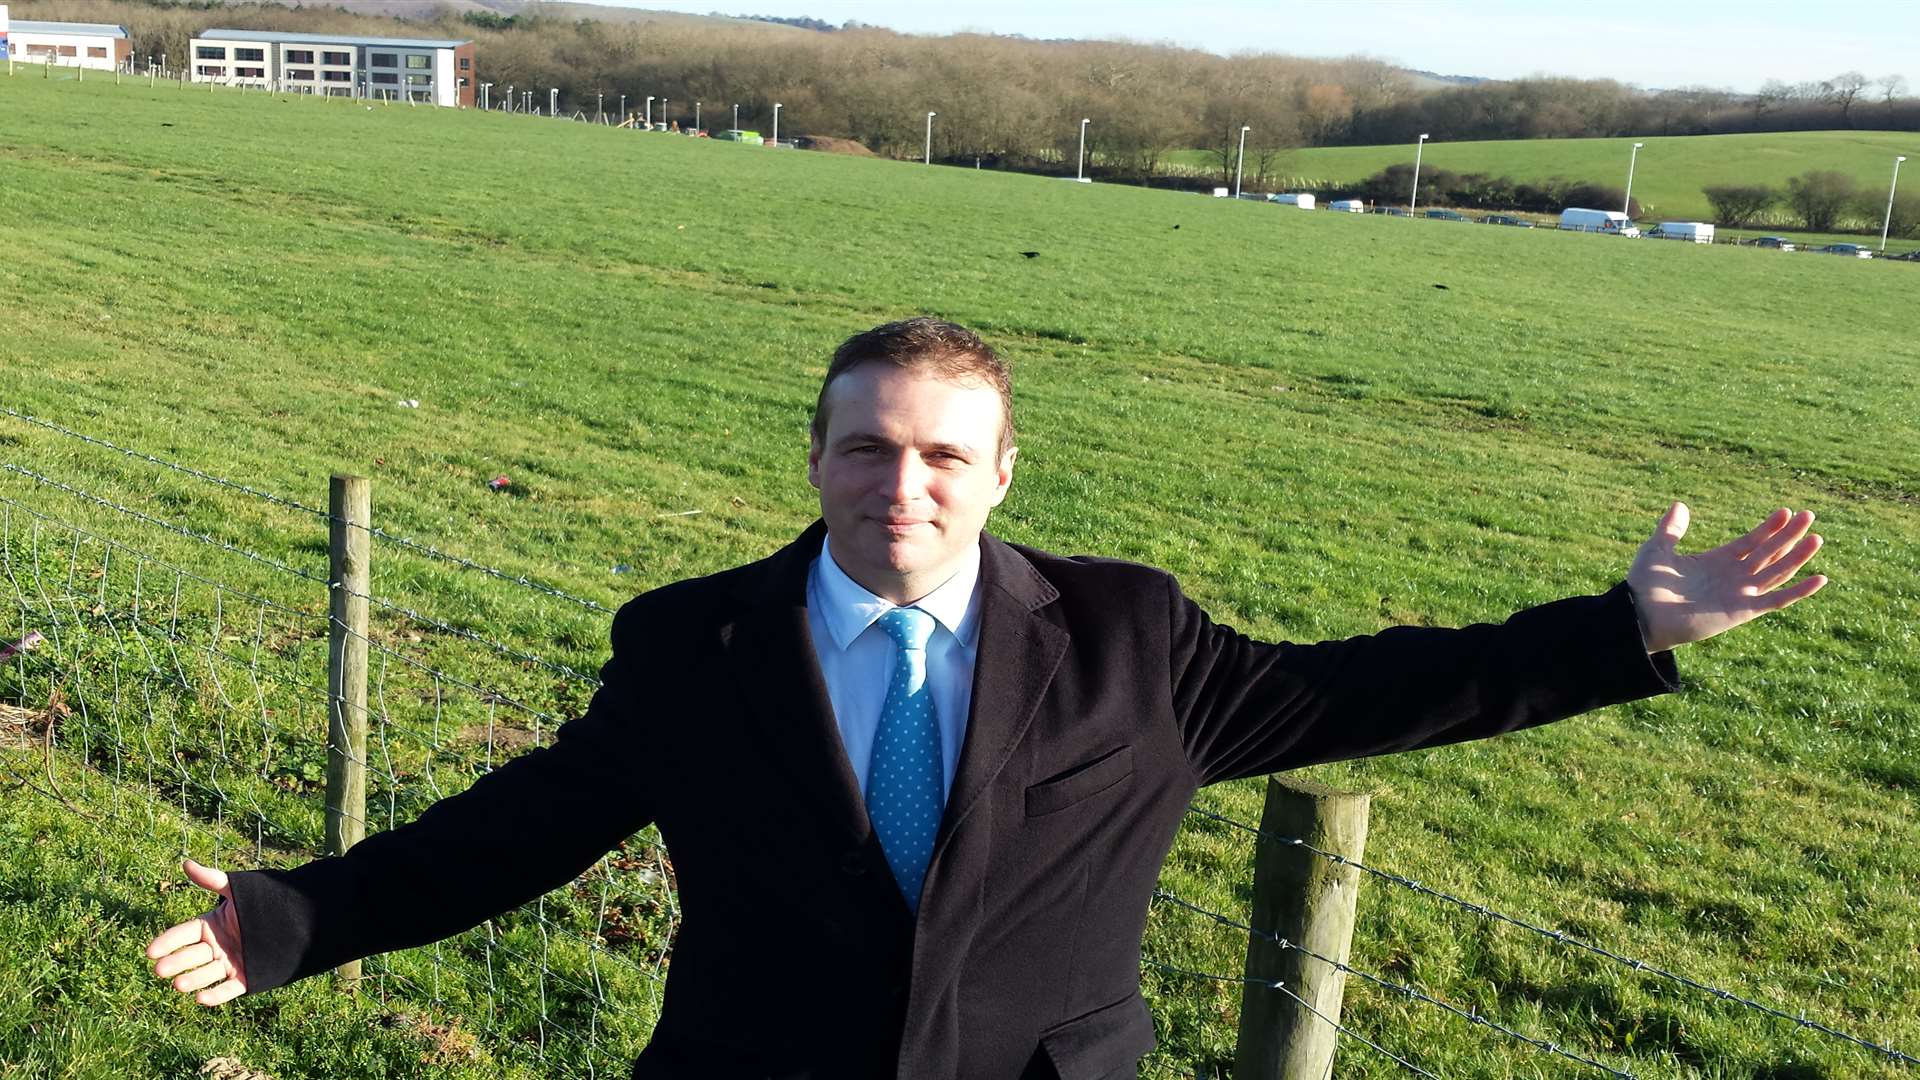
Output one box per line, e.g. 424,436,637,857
1024,745,1134,817
1038,992,1157,1079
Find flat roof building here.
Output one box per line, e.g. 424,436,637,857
187,27,474,107
0,8,132,72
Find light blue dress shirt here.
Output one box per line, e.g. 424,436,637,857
805,537,981,799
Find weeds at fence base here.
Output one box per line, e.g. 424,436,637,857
0,698,63,749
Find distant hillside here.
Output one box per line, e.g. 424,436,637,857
1167,129,1920,223
1399,68,1490,90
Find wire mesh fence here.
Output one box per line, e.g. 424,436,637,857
3,411,1916,1078
0,449,675,1074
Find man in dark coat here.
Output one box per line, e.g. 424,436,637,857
147,318,1826,1078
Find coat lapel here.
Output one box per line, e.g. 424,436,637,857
719,521,874,845
935,533,1070,855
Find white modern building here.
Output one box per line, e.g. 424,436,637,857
186,28,474,107
0,6,131,72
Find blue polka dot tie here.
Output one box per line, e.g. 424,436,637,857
866,606,943,912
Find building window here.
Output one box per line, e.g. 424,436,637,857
286,49,313,63
57,45,77,57
405,54,430,70
459,57,470,70
322,50,351,65
405,73,430,86
371,71,398,84
196,64,224,76
195,45,225,59
236,66,265,78
88,46,108,58
287,69,313,80
24,43,53,56
370,52,396,67
322,69,351,82
234,47,264,62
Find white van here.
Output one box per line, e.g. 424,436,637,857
1652,222,1715,244
1558,208,1641,237
1266,193,1316,209
1328,199,1366,213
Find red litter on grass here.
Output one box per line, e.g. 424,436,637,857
487,475,511,492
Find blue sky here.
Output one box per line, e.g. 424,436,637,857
606,0,1918,93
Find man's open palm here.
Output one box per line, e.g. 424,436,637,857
1628,502,1827,654
146,859,248,1006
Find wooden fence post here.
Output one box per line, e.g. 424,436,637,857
1233,775,1371,1080
325,474,371,987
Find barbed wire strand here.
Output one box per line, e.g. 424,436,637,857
1,406,613,615
1146,959,1439,1079
0,466,603,687
1152,889,1639,1079
1183,802,1918,1068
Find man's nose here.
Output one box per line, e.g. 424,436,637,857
881,451,930,503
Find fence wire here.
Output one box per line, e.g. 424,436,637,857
7,417,1914,1077
0,484,674,1075
1,406,613,616
1184,801,1919,1069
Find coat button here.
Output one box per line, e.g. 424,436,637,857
839,850,867,876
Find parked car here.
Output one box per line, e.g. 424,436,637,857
1480,214,1535,227
1743,236,1796,251
1888,249,1920,262
1813,243,1874,258
1328,199,1367,213
1373,207,1411,216
1424,209,1468,221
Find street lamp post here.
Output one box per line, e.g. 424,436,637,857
1076,117,1091,181
619,94,626,123
597,92,604,124
549,88,558,118
695,101,701,131
1881,155,1908,253
662,99,669,128
1624,141,1645,217
732,102,739,132
480,82,491,111
773,102,783,145
1409,133,1430,214
645,96,654,128
1234,124,1250,199
925,111,936,165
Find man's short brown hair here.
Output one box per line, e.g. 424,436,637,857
811,318,1016,456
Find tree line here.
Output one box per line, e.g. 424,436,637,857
18,0,1919,192
1706,175,1919,236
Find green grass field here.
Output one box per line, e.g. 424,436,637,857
1167,130,1920,224
3,71,1918,1078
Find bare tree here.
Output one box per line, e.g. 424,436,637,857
1824,71,1870,126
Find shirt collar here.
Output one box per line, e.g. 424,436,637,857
812,535,983,652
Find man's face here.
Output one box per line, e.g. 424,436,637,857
808,363,1016,604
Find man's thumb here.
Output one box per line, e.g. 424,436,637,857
1653,500,1690,548
182,858,232,898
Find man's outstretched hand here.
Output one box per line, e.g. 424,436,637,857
147,859,248,1006
1628,503,1827,654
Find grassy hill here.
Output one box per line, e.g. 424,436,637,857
2,71,1917,1078
1168,130,1920,223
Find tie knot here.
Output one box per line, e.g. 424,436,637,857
877,605,935,652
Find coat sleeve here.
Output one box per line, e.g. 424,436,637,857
228,603,660,993
1166,576,1681,787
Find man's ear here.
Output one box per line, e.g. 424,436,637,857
989,445,1018,506
807,434,823,491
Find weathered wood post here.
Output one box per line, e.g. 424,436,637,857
1233,775,1371,1080
325,474,371,986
